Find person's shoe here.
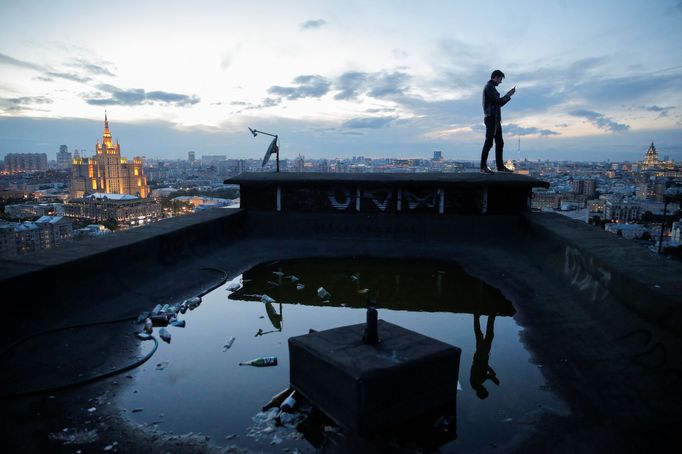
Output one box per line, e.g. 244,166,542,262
480,167,494,174
497,166,513,172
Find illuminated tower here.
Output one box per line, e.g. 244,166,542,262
71,112,150,198
641,142,659,169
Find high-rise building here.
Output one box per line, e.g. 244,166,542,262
57,145,72,170
433,151,443,161
70,113,150,198
188,151,196,165
4,153,48,173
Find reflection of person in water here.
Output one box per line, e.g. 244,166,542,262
470,314,499,399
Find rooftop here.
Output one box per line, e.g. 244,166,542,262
1,173,680,453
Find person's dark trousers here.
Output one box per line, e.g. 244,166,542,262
480,116,504,169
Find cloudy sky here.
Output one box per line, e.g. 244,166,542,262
1,0,681,162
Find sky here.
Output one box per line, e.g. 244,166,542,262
1,0,681,163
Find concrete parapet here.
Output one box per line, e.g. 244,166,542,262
522,212,682,337
0,208,245,316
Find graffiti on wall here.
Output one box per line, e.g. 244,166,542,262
563,245,612,302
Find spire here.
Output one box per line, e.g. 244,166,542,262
104,110,110,133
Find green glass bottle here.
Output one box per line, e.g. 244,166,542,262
239,356,278,367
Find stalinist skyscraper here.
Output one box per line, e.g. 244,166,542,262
70,113,150,198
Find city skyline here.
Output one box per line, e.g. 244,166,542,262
1,0,681,162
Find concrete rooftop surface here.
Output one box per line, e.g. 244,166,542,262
1,172,681,453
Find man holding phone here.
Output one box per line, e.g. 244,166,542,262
480,69,516,173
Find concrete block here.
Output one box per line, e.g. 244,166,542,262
289,320,461,434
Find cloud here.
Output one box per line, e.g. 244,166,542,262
268,75,331,99
505,123,560,136
342,116,397,129
645,105,674,117
0,52,44,71
46,71,91,83
334,72,369,100
5,96,53,105
368,71,411,98
85,84,200,106
332,70,411,100
66,58,116,77
0,95,53,113
570,109,630,133
300,19,327,30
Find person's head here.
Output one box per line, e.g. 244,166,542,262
490,69,505,85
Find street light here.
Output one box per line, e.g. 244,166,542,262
249,127,280,173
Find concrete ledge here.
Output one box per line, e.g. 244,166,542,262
522,212,682,337
244,211,524,242
0,208,246,314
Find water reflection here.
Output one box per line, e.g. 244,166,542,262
229,257,516,316
470,314,499,399
228,258,514,450
119,257,564,453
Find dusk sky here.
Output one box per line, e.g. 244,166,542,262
1,0,681,162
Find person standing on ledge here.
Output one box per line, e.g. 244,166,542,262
480,69,516,173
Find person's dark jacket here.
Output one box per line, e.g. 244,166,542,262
482,80,510,119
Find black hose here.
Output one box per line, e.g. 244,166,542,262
0,335,158,400
0,267,229,400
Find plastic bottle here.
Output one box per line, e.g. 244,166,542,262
279,390,297,413
274,390,297,427
262,386,292,411
238,356,278,367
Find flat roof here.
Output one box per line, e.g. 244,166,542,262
226,172,550,189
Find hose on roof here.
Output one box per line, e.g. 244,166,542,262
0,267,228,400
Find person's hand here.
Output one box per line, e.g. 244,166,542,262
507,86,516,97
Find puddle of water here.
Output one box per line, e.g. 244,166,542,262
118,258,568,452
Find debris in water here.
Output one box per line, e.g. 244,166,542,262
350,273,359,282
287,275,299,283
296,283,305,290
261,294,276,304
457,380,462,391
223,336,236,351
152,304,162,315
144,318,153,333
317,287,331,299
239,356,278,367
159,328,171,344
266,281,280,288
226,282,241,292
170,319,186,328
136,332,152,341
272,271,285,276
87,407,96,413
184,296,201,310
357,288,369,294
136,311,150,323
156,361,169,370
132,408,144,413
48,428,98,445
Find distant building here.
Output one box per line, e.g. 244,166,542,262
172,195,232,210
605,200,642,222
57,145,72,170
570,179,596,198
433,151,443,161
64,193,161,225
4,202,64,220
4,153,48,173
639,142,674,171
188,151,195,165
201,155,226,166
0,215,73,257
70,113,150,198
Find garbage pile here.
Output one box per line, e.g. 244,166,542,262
135,296,199,343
